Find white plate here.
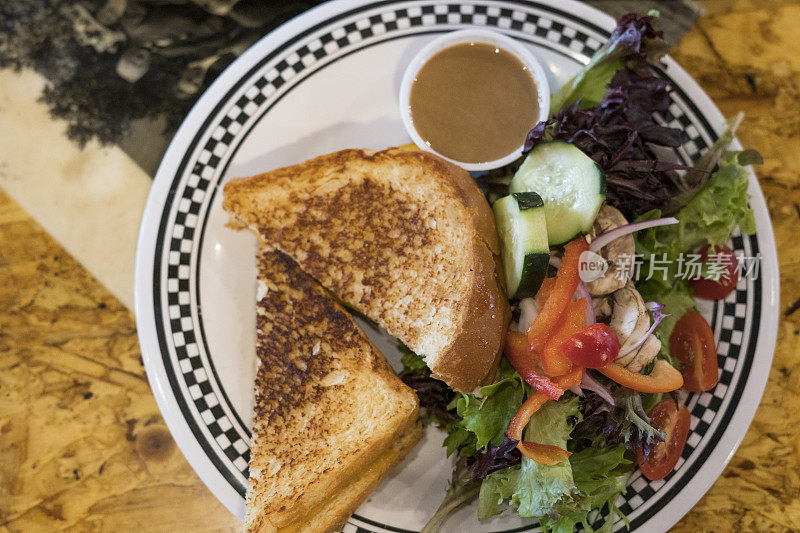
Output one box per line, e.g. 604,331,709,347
134,1,780,531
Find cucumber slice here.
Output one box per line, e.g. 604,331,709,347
510,141,605,246
493,192,550,300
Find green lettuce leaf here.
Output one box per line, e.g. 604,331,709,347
477,396,581,519
635,149,758,288
631,146,759,391
511,451,578,519
665,113,747,212
550,59,622,114
400,346,429,376
524,393,580,447
512,396,581,517
540,443,632,533
443,423,477,458
478,396,634,531
621,393,664,446
445,358,526,453
571,443,631,497
669,150,757,249
478,466,520,519
641,391,663,414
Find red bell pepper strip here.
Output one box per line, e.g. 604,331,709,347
527,238,589,349
504,331,563,401
541,299,587,376
524,371,565,402
597,360,684,393
517,441,573,465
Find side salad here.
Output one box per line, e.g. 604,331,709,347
401,12,762,532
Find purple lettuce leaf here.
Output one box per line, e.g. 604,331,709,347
469,435,522,482
525,68,690,219
549,12,669,113
574,387,665,462
400,372,459,426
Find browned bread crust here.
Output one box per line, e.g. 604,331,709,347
224,149,510,392
244,249,420,532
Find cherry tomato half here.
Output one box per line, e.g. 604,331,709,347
669,311,718,392
636,399,690,481
688,245,739,300
562,323,620,369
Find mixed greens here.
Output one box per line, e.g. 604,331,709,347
402,11,762,532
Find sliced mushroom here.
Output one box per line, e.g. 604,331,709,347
585,205,636,297
624,335,662,373
593,295,612,321
608,282,650,351
614,335,661,372
596,281,660,371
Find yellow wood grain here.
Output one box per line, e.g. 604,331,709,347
669,1,800,531
0,191,238,532
1,1,799,531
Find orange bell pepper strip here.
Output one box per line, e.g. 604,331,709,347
526,372,565,402
517,441,573,465
527,238,589,349
537,277,557,306
505,331,563,400
507,392,549,441
597,360,684,393
541,299,587,376
506,365,585,466
555,364,585,389
505,330,535,360
505,364,586,443
508,395,571,466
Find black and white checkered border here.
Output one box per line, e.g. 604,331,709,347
166,222,251,476
614,232,751,519
343,524,392,533
152,1,760,530
183,2,613,187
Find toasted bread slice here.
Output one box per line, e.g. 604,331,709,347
245,248,420,533
252,422,423,533
224,149,510,392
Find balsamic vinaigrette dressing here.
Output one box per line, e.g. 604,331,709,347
409,42,540,164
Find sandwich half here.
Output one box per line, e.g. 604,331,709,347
246,247,421,533
224,149,511,392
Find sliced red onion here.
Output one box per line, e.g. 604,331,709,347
581,371,615,406
569,385,584,396
549,254,562,269
518,297,540,333
573,280,596,326
590,217,679,253
617,301,670,359
645,301,667,315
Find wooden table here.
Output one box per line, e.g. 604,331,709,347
1,1,799,531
